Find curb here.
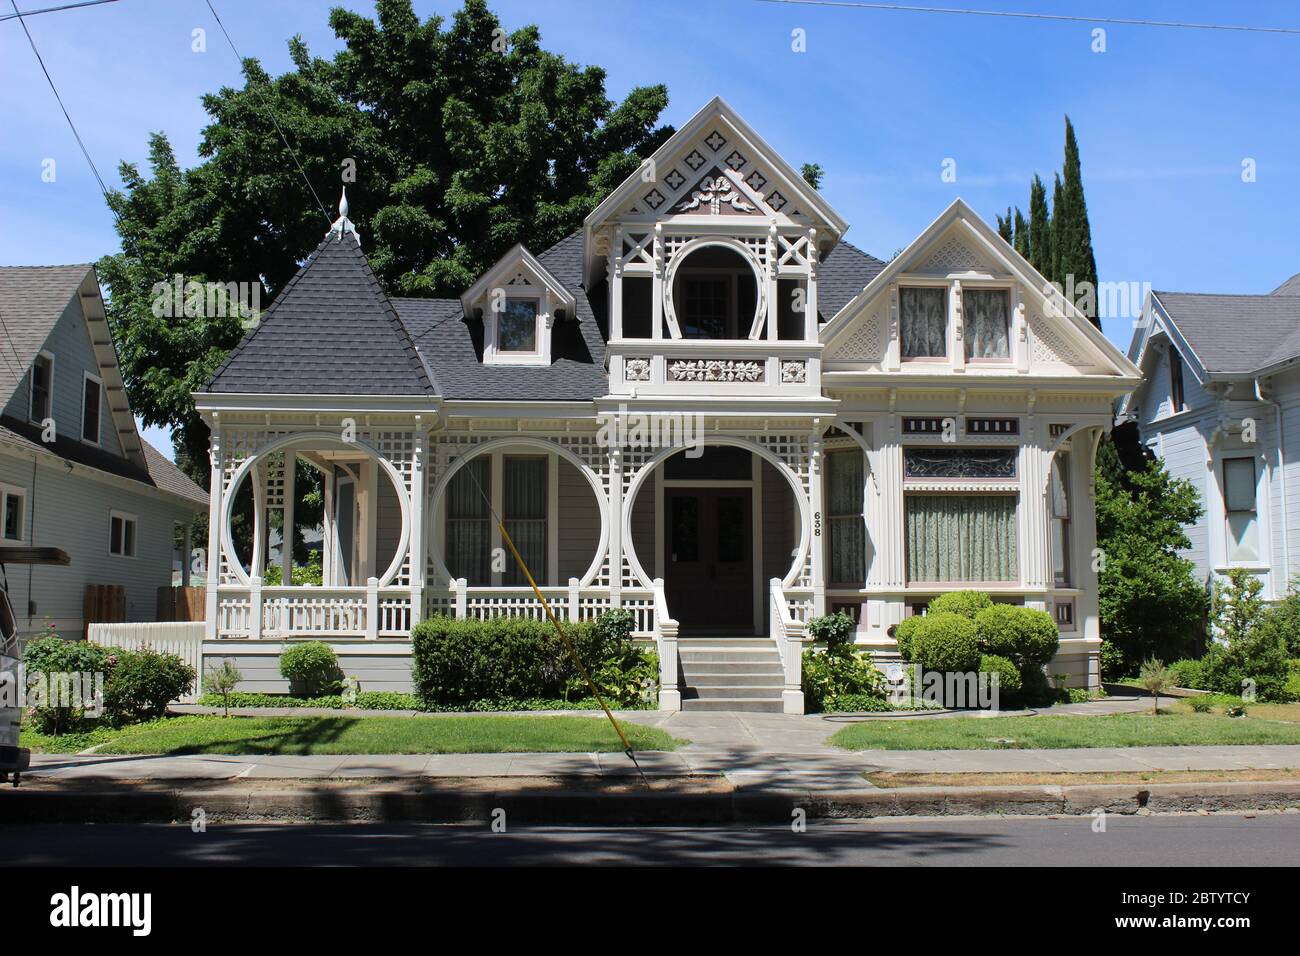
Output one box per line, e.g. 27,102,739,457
4,779,1300,824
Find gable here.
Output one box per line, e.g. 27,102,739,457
822,201,1138,381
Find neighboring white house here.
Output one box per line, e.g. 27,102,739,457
194,97,1140,711
1123,277,1300,602
0,264,208,636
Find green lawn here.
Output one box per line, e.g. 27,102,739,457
21,714,682,756
828,712,1300,751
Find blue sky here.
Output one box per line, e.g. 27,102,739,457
2,0,1298,458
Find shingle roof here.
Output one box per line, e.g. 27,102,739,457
207,228,434,395
1154,290,1300,375
0,416,207,508
816,240,887,322
0,264,91,405
1273,273,1300,296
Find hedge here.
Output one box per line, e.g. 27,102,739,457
909,612,981,674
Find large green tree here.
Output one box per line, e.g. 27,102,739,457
1054,116,1099,317
99,0,671,480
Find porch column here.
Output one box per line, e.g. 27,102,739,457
608,448,623,607
203,419,223,640
250,462,266,579
408,419,427,625
280,453,295,584
809,425,827,616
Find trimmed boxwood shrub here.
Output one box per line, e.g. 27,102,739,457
979,653,1022,700
893,615,923,662
926,591,994,620
279,641,344,697
974,604,1060,669
410,612,657,708
910,612,980,674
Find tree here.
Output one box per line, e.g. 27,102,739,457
1049,172,1065,286
1055,116,1099,327
1203,568,1292,701
1027,174,1051,277
1138,658,1173,714
1012,208,1029,258
800,163,824,190
1095,455,1209,677
99,0,672,483
996,207,1013,243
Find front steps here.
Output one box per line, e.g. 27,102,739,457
677,637,785,713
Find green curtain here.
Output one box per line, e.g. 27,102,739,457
447,457,490,584
504,457,547,585
827,451,865,585
906,495,1017,582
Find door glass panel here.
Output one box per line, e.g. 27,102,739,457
671,496,699,562
715,495,744,562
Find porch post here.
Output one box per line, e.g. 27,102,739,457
567,577,581,623
249,575,263,641
608,449,623,607
250,462,266,579
280,452,295,584
809,423,827,617
366,576,379,640
408,418,426,626
454,577,468,619
203,417,223,640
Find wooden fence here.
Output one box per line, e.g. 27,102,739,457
87,621,206,703
157,586,205,622
82,584,126,638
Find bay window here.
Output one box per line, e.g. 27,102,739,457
826,450,865,586
900,287,947,359
963,289,1010,360
906,494,1017,583
1222,457,1259,562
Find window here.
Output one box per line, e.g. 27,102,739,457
503,456,546,585
1222,457,1259,562
498,298,538,353
905,494,1017,583
1050,452,1072,586
1168,346,1185,413
446,458,491,584
109,511,137,557
1,484,26,542
963,289,1010,360
29,353,52,423
82,373,102,444
826,450,865,585
900,287,947,358
679,276,731,339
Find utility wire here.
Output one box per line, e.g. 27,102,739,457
752,0,1300,35
202,0,333,225
0,0,120,23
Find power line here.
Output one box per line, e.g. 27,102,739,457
0,0,120,23
202,0,333,225
752,0,1300,35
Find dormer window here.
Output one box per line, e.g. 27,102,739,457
498,297,539,353
462,244,574,368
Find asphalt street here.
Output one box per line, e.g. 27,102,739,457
3,813,1297,866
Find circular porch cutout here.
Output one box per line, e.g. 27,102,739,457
623,440,807,635
220,432,411,589
664,238,765,339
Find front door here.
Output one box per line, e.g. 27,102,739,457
664,488,752,633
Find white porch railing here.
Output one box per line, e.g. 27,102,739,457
216,580,413,640
770,578,811,714
435,578,656,636
88,622,205,703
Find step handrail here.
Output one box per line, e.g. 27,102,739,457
769,578,808,714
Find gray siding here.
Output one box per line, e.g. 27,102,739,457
0,448,194,633
630,472,656,576
375,473,402,574
3,294,123,456
557,459,601,581
761,459,796,584
205,648,413,693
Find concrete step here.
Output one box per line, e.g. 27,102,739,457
680,697,785,713
684,671,786,687
677,638,772,647
687,685,783,700
677,659,783,674
678,650,783,664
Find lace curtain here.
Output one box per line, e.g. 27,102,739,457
901,287,947,358
906,494,1017,582
826,451,865,585
964,289,1010,359
446,457,490,584
503,456,547,585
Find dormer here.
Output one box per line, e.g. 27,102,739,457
461,245,576,367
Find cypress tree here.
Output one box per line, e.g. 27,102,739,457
1027,174,1051,277
1050,172,1065,287
1058,116,1100,328
996,207,1014,243
1013,208,1029,258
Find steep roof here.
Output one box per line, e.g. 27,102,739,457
0,264,93,405
207,227,435,395
1153,290,1300,376
816,240,887,322
1272,272,1300,296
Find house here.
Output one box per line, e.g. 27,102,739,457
1123,276,1300,601
0,264,208,637
194,98,1140,711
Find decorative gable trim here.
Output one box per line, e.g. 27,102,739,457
461,245,576,368
75,269,148,470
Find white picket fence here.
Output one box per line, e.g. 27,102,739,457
88,622,206,703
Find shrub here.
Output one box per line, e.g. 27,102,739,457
1252,584,1300,658
910,612,980,674
824,691,894,713
807,612,856,653
22,633,109,735
103,647,196,723
1188,695,1214,713
279,641,344,697
974,604,1060,669
202,659,243,716
802,648,885,713
1139,658,1175,714
926,591,994,620
1166,658,1207,690
1100,639,1128,681
410,612,657,709
979,653,1021,702
893,615,923,661
1201,629,1292,702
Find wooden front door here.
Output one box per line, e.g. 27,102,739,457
664,488,752,633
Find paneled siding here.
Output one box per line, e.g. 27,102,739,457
3,295,123,457
375,473,402,576
630,471,656,577
204,647,414,693
557,458,601,582
760,459,796,585
0,448,195,633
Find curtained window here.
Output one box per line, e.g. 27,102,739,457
906,494,1017,582
446,457,491,584
826,450,865,586
1222,457,1259,562
900,287,947,358
504,456,547,585
963,289,1010,360
1050,453,1072,586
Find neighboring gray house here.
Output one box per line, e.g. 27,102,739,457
1123,275,1300,600
0,264,208,636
